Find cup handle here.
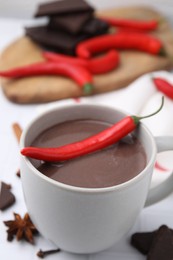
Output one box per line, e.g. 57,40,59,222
145,136,173,207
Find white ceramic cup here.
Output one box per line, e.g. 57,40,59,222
20,104,173,254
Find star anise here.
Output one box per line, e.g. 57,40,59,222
4,212,38,244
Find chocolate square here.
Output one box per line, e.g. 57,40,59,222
34,0,94,17
131,231,155,255
0,182,15,210
147,225,173,260
25,25,91,55
48,11,93,35
82,18,109,35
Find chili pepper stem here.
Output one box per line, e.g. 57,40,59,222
158,47,166,56
83,83,93,95
132,96,164,125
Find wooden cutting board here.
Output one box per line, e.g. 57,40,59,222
0,6,173,104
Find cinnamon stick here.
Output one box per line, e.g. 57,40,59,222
12,123,22,143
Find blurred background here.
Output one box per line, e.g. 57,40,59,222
0,0,173,20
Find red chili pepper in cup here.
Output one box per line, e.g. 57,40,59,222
0,62,93,95
43,50,120,75
21,97,164,162
100,17,158,31
152,77,173,99
76,32,163,59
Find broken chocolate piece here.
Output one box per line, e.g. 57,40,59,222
131,226,173,257
0,182,15,210
131,231,155,255
82,17,109,35
147,225,173,260
35,0,94,18
48,11,93,35
25,25,90,55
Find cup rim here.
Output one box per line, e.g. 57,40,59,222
20,103,157,194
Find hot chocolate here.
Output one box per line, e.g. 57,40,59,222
31,119,146,188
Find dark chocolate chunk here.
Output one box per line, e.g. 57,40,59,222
34,0,94,18
25,25,90,55
48,11,93,35
131,231,155,255
0,182,16,210
82,18,109,35
147,225,173,260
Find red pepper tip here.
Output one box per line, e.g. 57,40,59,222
20,148,27,156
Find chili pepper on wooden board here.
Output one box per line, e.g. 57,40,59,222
76,32,164,59
152,77,173,100
100,17,158,31
43,50,120,75
21,97,164,162
89,50,120,74
0,62,93,95
43,51,87,67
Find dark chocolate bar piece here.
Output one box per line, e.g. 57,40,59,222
131,231,155,255
35,0,94,17
131,226,173,255
25,25,90,55
0,182,16,210
48,11,93,35
147,225,173,260
82,18,109,35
